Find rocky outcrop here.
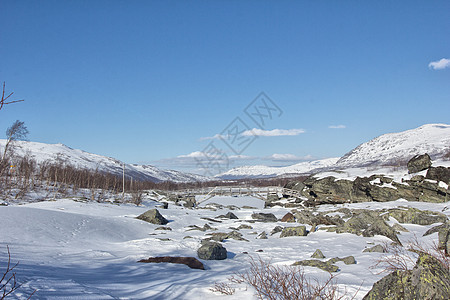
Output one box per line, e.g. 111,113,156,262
363,253,450,299
407,153,432,174
136,209,169,225
384,207,447,225
298,174,449,206
334,210,401,244
197,241,227,260
138,256,205,270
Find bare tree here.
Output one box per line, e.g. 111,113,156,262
0,82,24,112
1,121,29,179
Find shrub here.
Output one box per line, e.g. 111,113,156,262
211,256,356,299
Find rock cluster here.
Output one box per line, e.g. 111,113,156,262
363,253,450,299
287,154,449,206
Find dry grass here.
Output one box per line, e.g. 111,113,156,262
211,256,357,299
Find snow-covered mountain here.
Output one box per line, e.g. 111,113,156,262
217,124,450,179
216,158,340,179
0,140,211,183
336,123,450,168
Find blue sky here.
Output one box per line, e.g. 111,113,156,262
1,0,449,175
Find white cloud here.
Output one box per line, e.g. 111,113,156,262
328,125,346,129
428,58,450,70
241,128,305,137
199,134,229,141
268,153,313,161
177,151,206,158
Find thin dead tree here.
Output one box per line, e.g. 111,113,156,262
0,82,24,112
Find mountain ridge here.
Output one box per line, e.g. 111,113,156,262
0,139,212,183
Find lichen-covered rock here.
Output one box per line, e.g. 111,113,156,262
280,226,307,238
407,153,432,174
136,209,169,225
438,227,450,255
335,210,401,244
197,242,227,260
385,207,448,225
426,166,450,184
363,244,386,253
327,256,356,265
292,260,339,272
311,249,325,259
363,253,450,299
251,212,278,222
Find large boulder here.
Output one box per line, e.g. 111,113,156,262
426,166,450,184
407,153,432,174
136,209,169,225
363,253,450,299
280,226,307,238
197,242,227,260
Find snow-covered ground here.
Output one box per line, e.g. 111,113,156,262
1,196,448,299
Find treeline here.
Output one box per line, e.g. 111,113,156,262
0,153,307,200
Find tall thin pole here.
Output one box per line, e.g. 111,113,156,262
122,163,125,201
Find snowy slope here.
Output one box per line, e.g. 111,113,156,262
336,124,450,168
216,158,340,179
1,198,449,299
0,140,211,183
216,124,450,180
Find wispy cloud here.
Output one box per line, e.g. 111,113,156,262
328,125,346,129
268,153,313,161
241,128,305,137
199,134,229,141
428,58,450,70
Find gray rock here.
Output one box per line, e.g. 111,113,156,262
385,207,448,226
363,244,386,253
280,226,308,238
217,212,238,219
327,256,356,265
197,242,227,260
292,260,339,272
270,226,284,235
407,153,432,174
311,249,325,259
136,209,168,225
257,231,268,239
426,166,450,184
438,227,450,255
237,224,253,230
251,212,278,222
363,253,450,299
